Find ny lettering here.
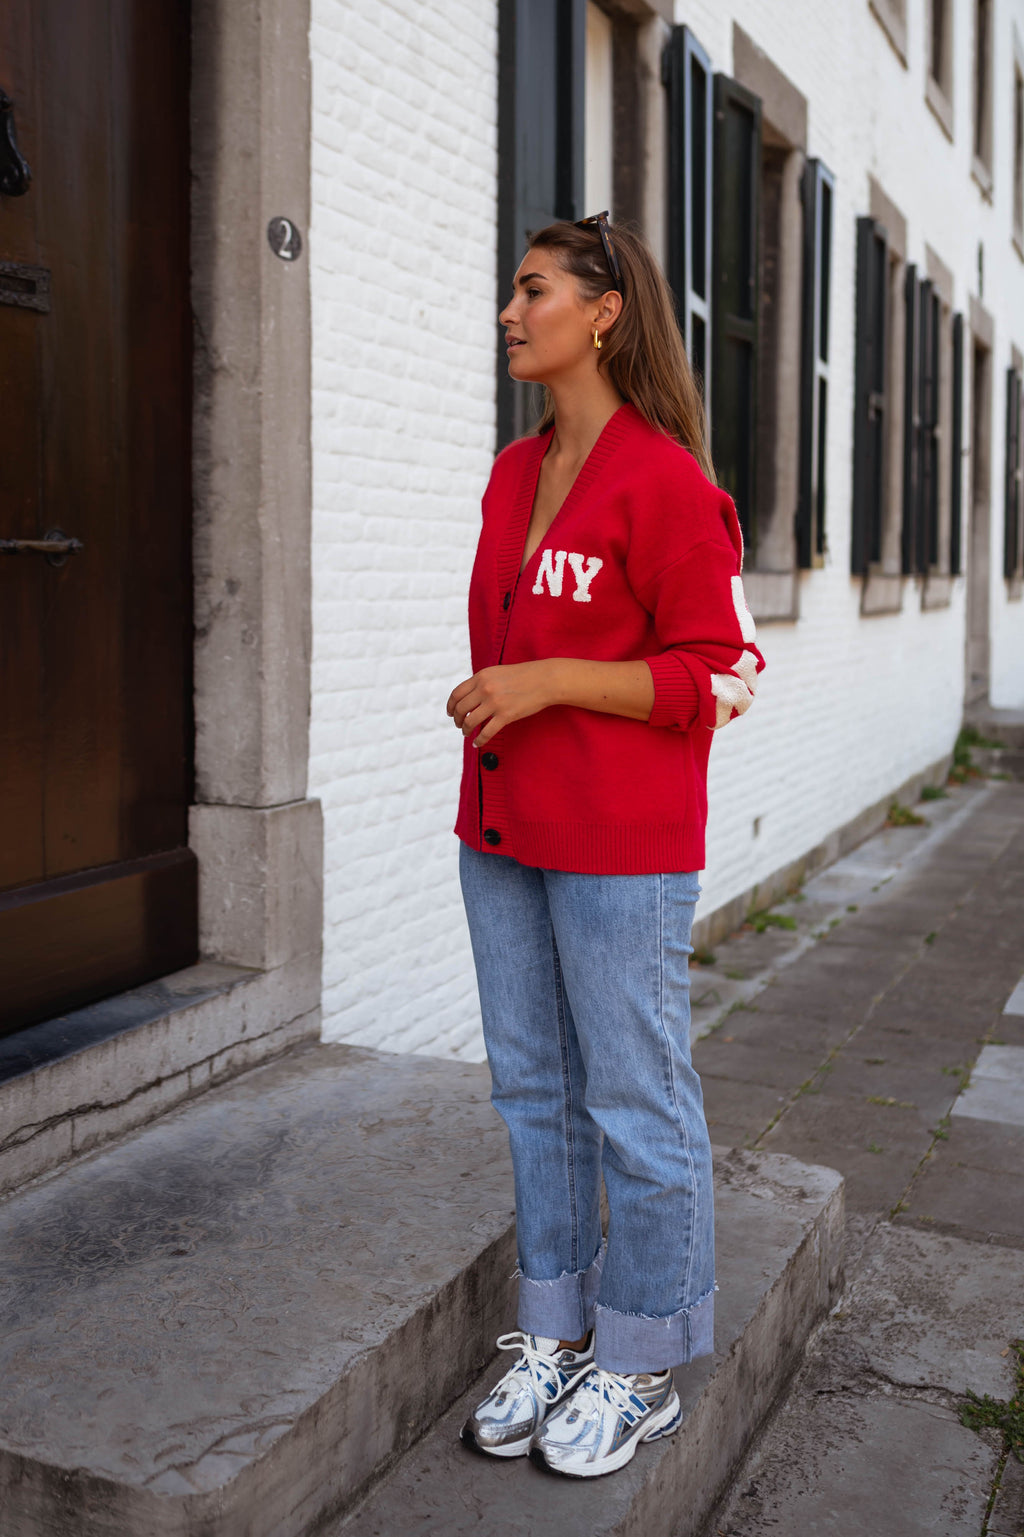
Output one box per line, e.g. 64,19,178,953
532,549,604,603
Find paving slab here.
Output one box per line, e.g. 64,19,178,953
712,1394,995,1536
953,1044,1024,1126
0,1042,518,1537
819,1223,1024,1401
988,1453,1024,1537
711,1222,1024,1536
333,1149,844,1537
1005,977,1024,1016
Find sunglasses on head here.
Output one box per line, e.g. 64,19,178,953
574,210,623,294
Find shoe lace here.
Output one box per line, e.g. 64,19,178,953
495,1331,566,1393
576,1368,644,1424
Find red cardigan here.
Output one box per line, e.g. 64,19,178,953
455,404,765,875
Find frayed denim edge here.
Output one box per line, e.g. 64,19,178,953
514,1239,606,1339
593,1283,716,1374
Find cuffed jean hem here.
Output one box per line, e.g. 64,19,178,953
516,1241,606,1341
593,1285,715,1374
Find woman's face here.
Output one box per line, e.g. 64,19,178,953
499,247,603,387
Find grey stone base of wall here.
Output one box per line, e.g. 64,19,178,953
692,752,952,954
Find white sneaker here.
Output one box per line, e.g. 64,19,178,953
460,1331,595,1458
529,1366,682,1477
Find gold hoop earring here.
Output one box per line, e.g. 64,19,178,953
593,327,602,350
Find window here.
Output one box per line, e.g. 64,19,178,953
973,0,994,192
852,219,890,576
497,0,663,447
585,3,614,216
1008,46,1014,255
798,160,834,568
853,193,962,607
966,307,994,700
951,313,965,575
666,25,830,617
711,73,761,551
1007,360,1024,592
665,27,713,405
900,256,963,602
926,0,954,139
497,0,585,445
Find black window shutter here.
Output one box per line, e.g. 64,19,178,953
798,159,835,569
950,312,963,575
711,74,761,548
497,0,586,448
664,26,713,405
851,217,888,575
919,281,939,571
1007,366,1023,579
901,265,920,575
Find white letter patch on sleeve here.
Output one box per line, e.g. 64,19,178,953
710,648,760,729
730,576,757,643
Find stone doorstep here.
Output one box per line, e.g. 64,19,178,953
332,1148,844,1537
0,1042,517,1537
0,1038,844,1537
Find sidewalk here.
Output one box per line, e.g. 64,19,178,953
691,775,1024,1536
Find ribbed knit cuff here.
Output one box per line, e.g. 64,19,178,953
644,653,703,731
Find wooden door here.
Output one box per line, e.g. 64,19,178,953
0,1,196,1033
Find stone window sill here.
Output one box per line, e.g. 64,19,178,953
869,0,908,65
925,75,953,141
860,569,903,616
922,572,954,609
743,568,799,624
972,153,994,202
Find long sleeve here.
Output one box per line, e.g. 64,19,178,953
639,535,765,733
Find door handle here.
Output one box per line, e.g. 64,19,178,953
0,530,84,567
0,88,31,198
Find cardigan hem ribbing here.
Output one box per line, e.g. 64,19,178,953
454,819,707,877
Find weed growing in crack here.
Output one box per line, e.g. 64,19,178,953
887,801,927,827
960,1339,1024,1463
747,909,798,934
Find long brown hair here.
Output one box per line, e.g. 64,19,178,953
527,219,715,483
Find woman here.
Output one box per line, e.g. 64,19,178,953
447,214,763,1479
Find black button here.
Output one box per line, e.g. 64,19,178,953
481,752,499,771
502,590,511,610
483,828,502,846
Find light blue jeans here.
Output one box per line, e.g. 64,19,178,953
459,843,715,1374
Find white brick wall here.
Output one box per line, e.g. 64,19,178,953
309,0,1024,1062
309,0,497,1059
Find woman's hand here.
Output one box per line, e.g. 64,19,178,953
447,658,656,746
447,661,558,748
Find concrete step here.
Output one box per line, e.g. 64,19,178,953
331,1148,844,1537
0,1041,518,1536
973,746,1024,780
965,707,1024,752
0,1036,844,1537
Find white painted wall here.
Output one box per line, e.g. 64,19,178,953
309,0,1024,1062
309,0,497,1058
